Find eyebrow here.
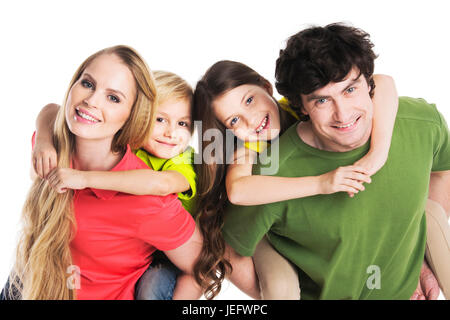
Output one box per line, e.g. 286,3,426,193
84,73,127,100
305,75,363,102
157,111,191,121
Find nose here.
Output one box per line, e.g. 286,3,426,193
163,123,175,138
333,98,352,123
83,91,100,109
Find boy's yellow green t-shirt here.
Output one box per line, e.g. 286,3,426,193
133,147,197,214
244,97,299,153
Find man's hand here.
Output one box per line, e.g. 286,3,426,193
410,260,440,300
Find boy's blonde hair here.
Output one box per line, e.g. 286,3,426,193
153,70,193,105
153,71,194,133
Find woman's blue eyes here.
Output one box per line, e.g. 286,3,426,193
108,95,120,103
246,96,253,105
346,87,355,93
81,80,93,89
81,79,120,103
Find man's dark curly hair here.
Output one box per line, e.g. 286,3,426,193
275,22,378,121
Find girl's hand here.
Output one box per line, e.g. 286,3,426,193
353,150,388,177
32,140,58,179
319,166,372,197
46,168,87,193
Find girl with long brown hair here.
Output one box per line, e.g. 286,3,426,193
2,45,202,300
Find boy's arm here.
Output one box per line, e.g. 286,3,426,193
47,167,191,196
33,103,60,178
84,169,190,196
354,74,398,176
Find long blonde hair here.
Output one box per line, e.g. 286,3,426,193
10,45,157,300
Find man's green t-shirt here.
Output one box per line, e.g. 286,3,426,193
222,97,450,300
134,147,197,214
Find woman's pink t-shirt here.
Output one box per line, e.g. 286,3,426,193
32,134,196,299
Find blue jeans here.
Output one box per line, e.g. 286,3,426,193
135,257,180,300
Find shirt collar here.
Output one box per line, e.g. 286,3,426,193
83,145,133,200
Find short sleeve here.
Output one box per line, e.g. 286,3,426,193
165,148,197,201
222,202,278,256
136,195,195,251
432,110,450,172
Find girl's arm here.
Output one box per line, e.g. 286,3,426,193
33,103,60,178
226,147,371,206
46,167,190,196
354,74,398,175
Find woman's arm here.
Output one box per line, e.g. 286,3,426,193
226,147,371,206
354,74,398,176
164,225,203,283
46,167,190,196
33,103,60,178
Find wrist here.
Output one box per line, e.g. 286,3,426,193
35,130,53,144
80,171,90,189
314,175,326,195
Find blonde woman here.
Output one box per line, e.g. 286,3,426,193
2,45,202,300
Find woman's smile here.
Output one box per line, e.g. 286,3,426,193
74,107,102,124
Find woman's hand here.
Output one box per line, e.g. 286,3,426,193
319,166,371,197
32,140,58,179
46,168,87,193
353,150,388,177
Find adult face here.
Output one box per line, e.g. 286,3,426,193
65,53,137,143
300,68,373,152
212,84,281,142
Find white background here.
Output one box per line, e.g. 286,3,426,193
0,0,448,300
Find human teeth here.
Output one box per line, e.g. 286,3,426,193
76,108,99,122
256,116,268,133
336,119,356,128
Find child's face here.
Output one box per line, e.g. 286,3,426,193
212,84,281,142
143,98,192,159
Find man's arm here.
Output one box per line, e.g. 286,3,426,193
429,170,450,218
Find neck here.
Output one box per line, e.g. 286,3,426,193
73,137,125,171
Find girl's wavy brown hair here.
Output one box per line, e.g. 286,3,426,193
192,60,287,299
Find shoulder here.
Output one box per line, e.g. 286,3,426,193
254,123,300,176
397,96,443,126
169,147,195,166
122,147,153,170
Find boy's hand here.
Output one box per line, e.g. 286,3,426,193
32,140,57,179
47,168,87,193
319,166,371,197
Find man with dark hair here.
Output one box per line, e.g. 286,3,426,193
222,23,450,299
